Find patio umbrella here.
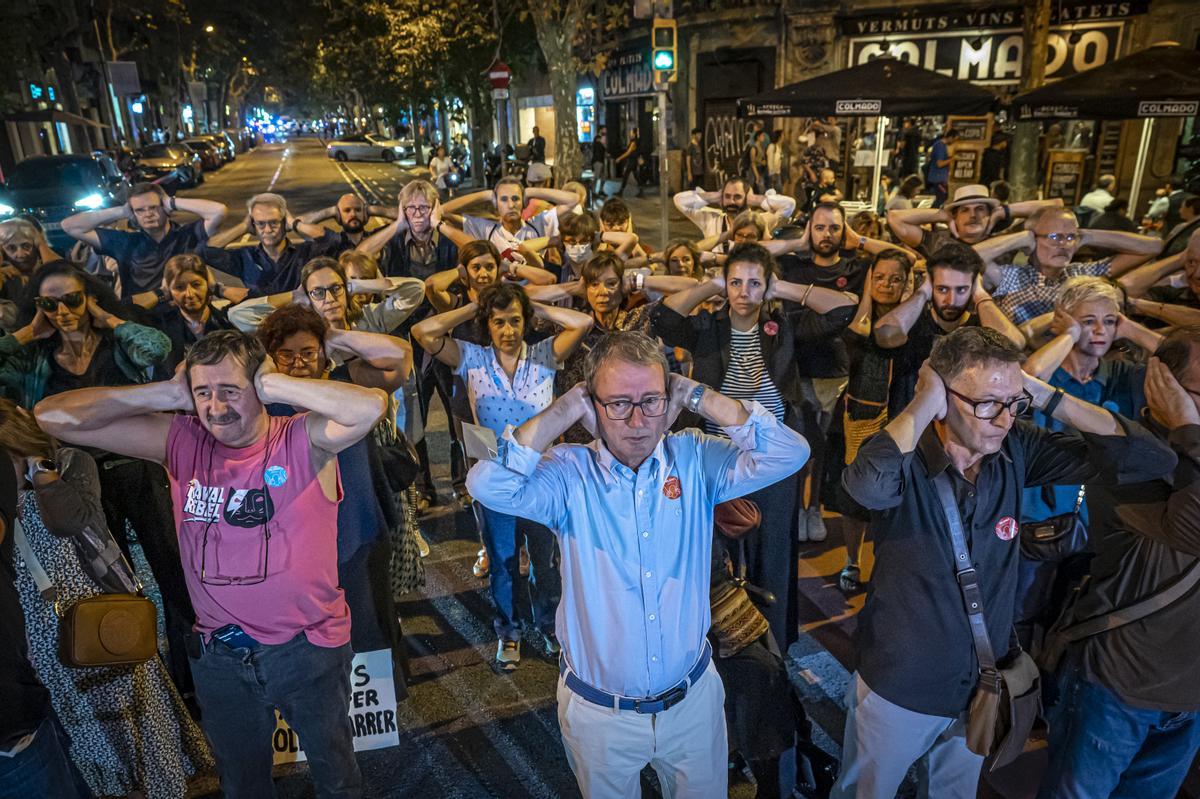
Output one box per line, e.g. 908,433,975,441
739,57,997,209
1011,42,1200,212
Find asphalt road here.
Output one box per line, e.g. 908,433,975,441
176,138,867,799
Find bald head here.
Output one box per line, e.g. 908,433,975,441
336,194,367,233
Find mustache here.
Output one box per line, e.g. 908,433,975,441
206,412,241,425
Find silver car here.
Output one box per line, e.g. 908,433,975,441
326,132,411,163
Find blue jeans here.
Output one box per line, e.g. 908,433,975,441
188,632,362,799
1040,661,1200,798
476,504,560,642
0,715,92,799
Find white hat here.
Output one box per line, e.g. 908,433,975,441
945,184,1000,211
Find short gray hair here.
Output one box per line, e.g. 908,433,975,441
247,192,288,217
1027,206,1077,232
929,327,1022,382
583,331,668,396
1056,276,1123,314
0,218,39,246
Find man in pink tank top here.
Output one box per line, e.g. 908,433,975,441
36,330,387,799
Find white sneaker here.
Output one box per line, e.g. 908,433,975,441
496,639,520,671
414,528,430,559
807,506,828,542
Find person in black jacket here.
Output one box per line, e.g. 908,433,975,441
150,253,237,372
652,242,857,648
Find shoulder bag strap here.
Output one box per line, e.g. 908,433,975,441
1061,558,1200,643
12,519,57,604
933,472,999,676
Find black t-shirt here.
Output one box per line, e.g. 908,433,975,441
890,307,979,409
0,447,51,747
778,250,868,377
96,220,209,299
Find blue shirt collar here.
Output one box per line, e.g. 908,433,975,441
590,435,669,485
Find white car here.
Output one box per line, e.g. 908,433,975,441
326,133,412,163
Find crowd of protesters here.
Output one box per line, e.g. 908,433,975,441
0,118,1199,799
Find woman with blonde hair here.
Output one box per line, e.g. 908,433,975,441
1,398,211,797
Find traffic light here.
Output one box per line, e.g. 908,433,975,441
651,18,677,84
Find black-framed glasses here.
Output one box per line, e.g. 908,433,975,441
595,395,669,421
307,284,345,302
404,204,432,215
34,292,85,312
945,386,1033,420
274,348,321,366
252,219,284,231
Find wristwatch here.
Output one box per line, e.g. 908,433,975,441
686,384,707,415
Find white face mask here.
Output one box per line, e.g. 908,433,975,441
564,243,593,263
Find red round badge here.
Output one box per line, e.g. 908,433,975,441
836,276,848,288
995,516,1018,541
663,476,682,500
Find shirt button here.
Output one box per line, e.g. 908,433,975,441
644,570,652,578
638,490,644,497
648,614,656,620
642,531,649,538
652,655,658,662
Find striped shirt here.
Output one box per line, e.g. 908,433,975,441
707,326,786,434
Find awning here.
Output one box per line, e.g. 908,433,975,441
1011,43,1200,120
738,57,997,118
0,109,108,129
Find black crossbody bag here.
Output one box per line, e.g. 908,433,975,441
1019,484,1088,562
933,474,1044,771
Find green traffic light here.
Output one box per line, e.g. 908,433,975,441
653,50,675,70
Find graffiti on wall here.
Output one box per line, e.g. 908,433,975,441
703,114,748,191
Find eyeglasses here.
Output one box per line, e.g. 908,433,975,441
945,386,1033,420
252,219,284,231
274,349,321,365
594,395,669,421
1037,232,1081,245
404,205,432,215
307,284,345,301
34,292,85,312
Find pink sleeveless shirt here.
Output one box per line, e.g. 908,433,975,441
165,413,350,647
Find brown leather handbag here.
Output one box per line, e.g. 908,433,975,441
15,520,157,668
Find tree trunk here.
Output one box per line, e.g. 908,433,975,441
1011,0,1052,201
532,21,582,185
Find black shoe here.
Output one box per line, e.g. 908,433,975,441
838,565,863,594
531,630,561,659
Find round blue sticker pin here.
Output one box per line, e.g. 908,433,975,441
263,465,288,488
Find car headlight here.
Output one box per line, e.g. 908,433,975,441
74,193,105,210
0,203,14,216
393,145,403,152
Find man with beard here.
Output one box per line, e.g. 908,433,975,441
977,206,1163,324
62,182,227,301
673,176,796,243
441,177,579,263
34,330,387,798
887,184,1063,259
767,203,889,540
296,193,397,255
200,193,343,296
875,242,1024,409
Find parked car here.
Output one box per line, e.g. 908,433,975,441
181,139,222,171
195,132,234,163
133,144,202,189
0,153,129,250
326,132,412,163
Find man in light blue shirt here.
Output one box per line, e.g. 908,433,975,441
467,331,809,798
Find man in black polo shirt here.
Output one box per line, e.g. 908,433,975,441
62,182,226,300
1040,328,1200,799
201,192,342,296
769,203,886,540
296,193,397,255
874,242,1025,408
886,184,1061,259
831,327,1173,799
0,447,88,797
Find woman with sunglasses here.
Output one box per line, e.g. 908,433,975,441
150,253,238,371
1,397,212,798
412,282,593,670
0,261,170,409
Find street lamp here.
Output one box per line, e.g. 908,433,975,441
204,24,215,33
